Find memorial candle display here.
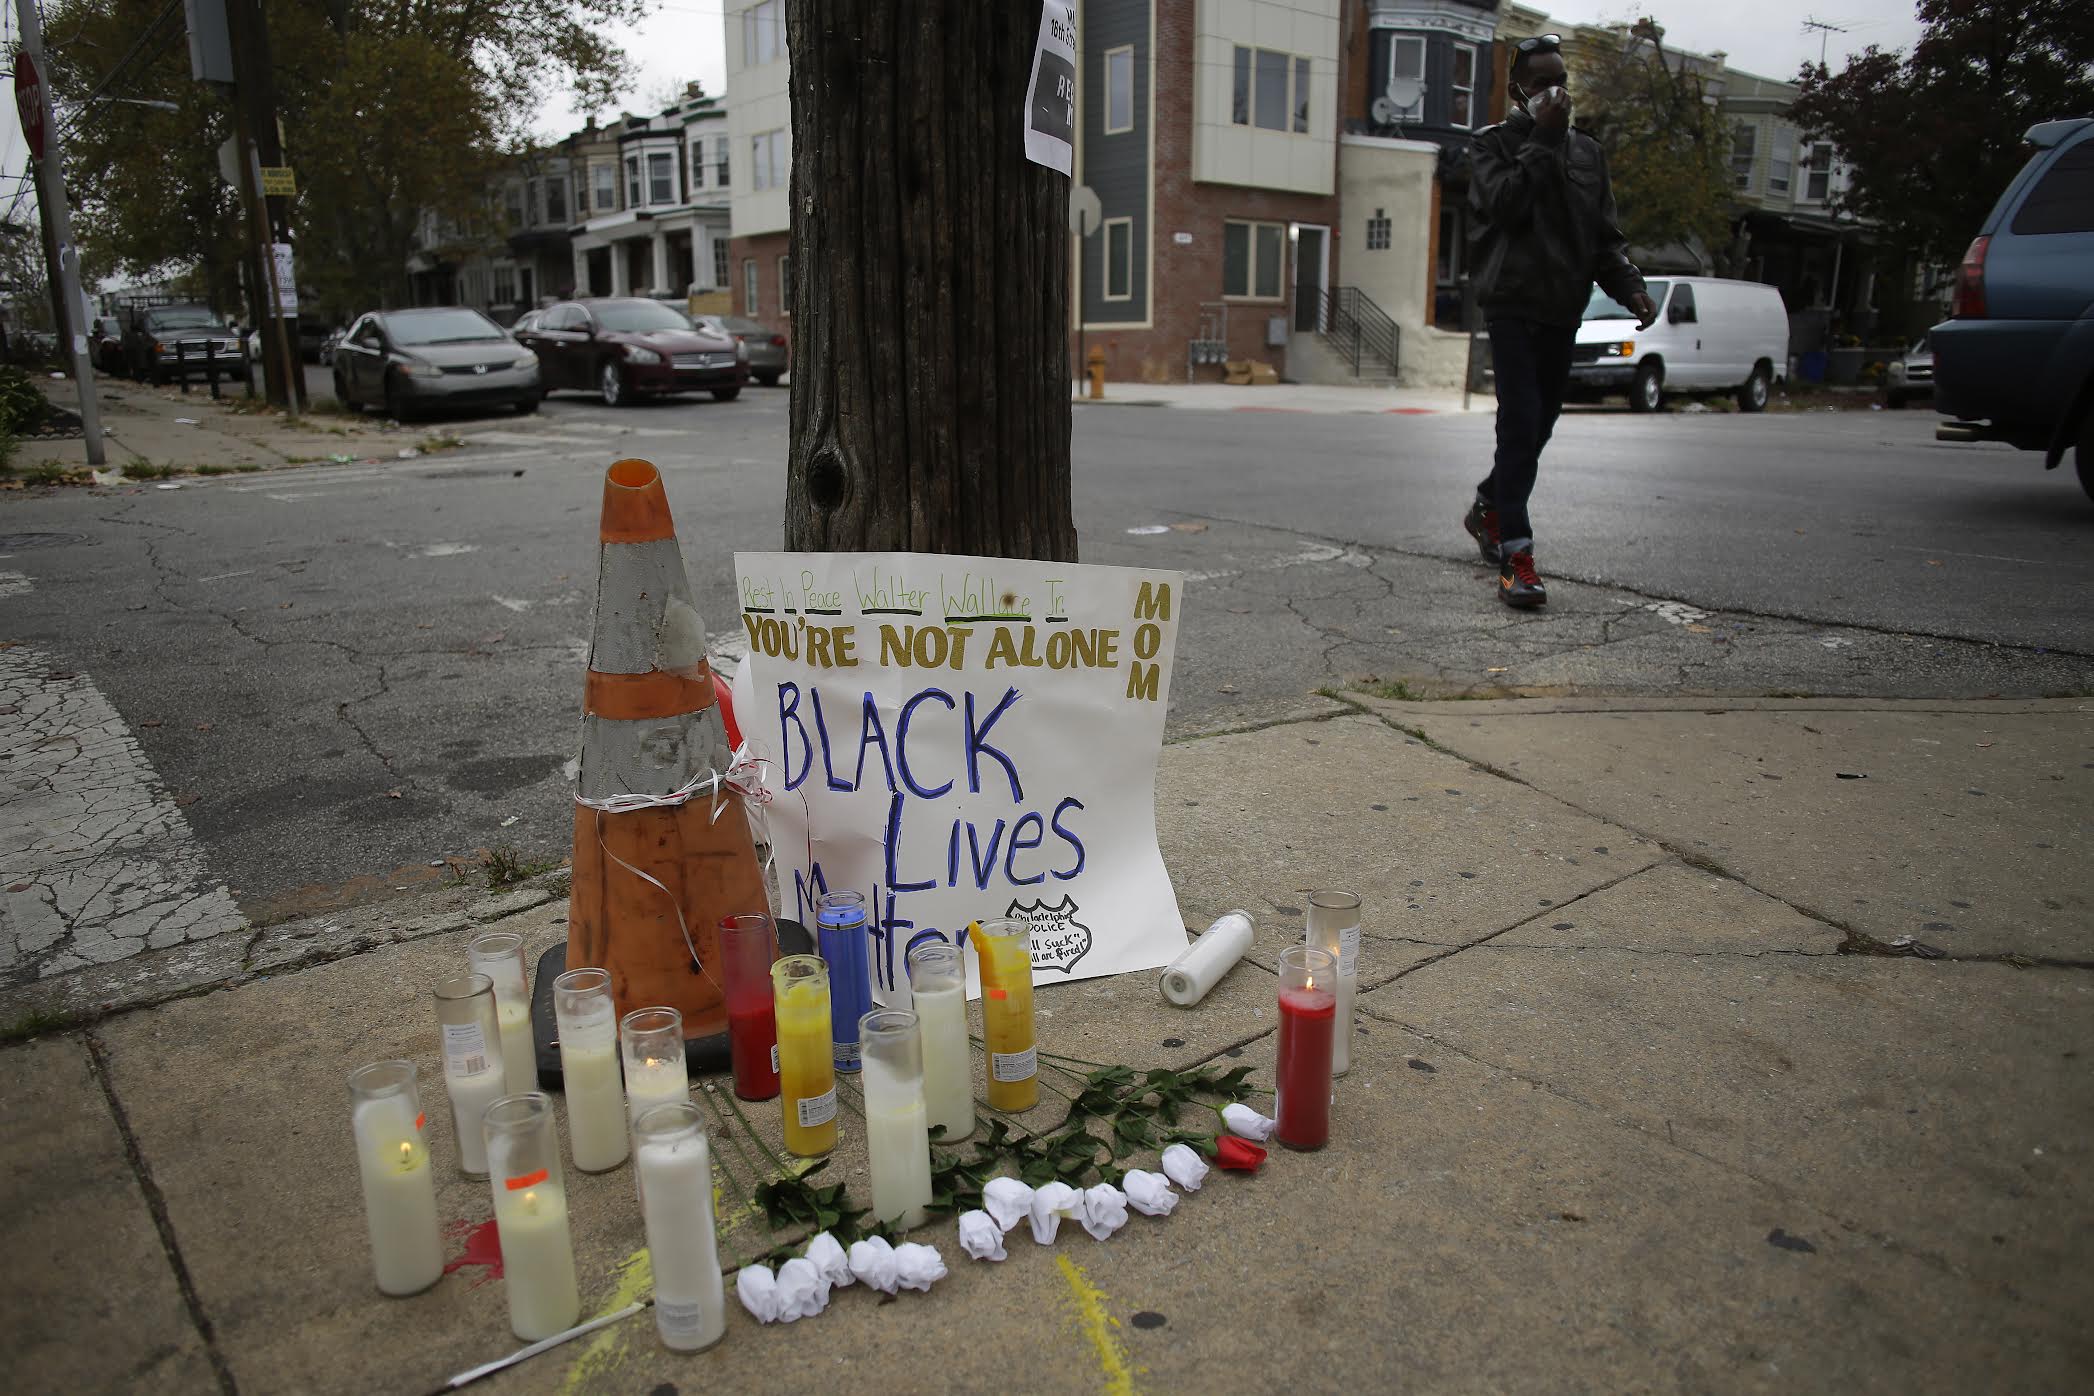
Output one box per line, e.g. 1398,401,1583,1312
971,918,1038,1113
484,1093,582,1341
816,890,873,1073
1305,890,1361,1078
632,1102,728,1352
552,967,628,1173
347,1060,443,1296
771,955,838,1157
466,929,537,1091
859,1009,933,1230
719,913,781,1101
620,1007,689,1127
432,972,508,1178
1274,945,1337,1151
906,941,976,1142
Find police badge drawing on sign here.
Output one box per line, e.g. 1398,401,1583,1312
1024,1,1077,175
732,553,1186,999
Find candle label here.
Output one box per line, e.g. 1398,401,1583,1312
991,1047,1037,1083
442,1021,493,1078
796,1088,838,1128
1339,925,1360,978
771,1044,781,1074
655,1297,711,1344
505,1168,550,1191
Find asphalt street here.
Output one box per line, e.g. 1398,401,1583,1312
5,381,2090,936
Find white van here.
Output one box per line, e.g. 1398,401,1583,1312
1569,276,1789,413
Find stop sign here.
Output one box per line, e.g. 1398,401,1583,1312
14,52,44,163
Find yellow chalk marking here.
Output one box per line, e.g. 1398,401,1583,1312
558,1246,653,1395
1056,1254,1139,1396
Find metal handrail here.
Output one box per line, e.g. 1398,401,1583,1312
1316,286,1401,379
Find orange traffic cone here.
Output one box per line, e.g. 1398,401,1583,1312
569,458,770,1036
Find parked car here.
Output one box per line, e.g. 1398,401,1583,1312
317,326,347,366
90,316,126,375
1568,276,1789,412
121,304,246,383
515,297,746,406
330,306,540,418
694,314,788,387
512,309,545,335
1931,117,2094,501
1884,335,1934,409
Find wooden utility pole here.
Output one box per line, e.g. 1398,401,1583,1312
783,0,1076,561
225,0,302,411
12,0,106,465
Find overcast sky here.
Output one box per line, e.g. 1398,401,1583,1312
531,0,1925,141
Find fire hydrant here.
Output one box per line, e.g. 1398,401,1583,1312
1086,346,1106,400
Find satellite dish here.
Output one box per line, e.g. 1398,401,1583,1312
1371,97,1399,126
1386,79,1426,117
1069,184,1103,236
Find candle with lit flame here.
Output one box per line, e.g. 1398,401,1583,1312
348,1061,443,1296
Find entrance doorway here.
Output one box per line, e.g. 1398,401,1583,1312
1292,223,1329,332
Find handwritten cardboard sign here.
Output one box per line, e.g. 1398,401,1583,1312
732,552,1185,997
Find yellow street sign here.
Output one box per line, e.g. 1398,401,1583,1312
259,166,296,197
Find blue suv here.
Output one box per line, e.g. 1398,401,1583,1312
1932,118,2094,501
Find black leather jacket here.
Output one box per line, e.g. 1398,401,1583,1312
1469,106,1646,328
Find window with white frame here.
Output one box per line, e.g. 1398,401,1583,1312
1365,207,1391,252
712,237,730,289
751,130,786,191
744,258,760,315
503,182,524,227
1222,220,1285,299
648,152,675,204
1805,142,1834,202
1387,35,1425,119
779,255,792,313
692,143,707,192
1449,44,1476,129
741,0,783,68
594,162,617,213
626,155,642,207
1232,46,1311,133
545,175,567,224
492,264,516,305
1103,217,1132,300
525,179,540,225
715,135,730,187
1769,131,1794,195
1105,45,1134,134
1731,125,1756,190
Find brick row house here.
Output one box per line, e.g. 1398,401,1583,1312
407,85,740,325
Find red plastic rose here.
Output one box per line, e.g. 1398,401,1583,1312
1214,1135,1267,1172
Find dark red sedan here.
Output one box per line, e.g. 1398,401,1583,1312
515,297,747,406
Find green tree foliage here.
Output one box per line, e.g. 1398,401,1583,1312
1572,26,1736,267
1790,0,2094,264
42,0,646,319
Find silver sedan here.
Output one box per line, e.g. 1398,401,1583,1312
330,307,542,418
695,314,788,387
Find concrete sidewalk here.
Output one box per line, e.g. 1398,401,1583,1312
1076,380,1479,414
3,695,2089,1393
15,376,433,476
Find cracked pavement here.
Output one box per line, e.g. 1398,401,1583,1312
1,389,2088,980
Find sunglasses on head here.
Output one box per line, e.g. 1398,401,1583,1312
1515,34,1562,56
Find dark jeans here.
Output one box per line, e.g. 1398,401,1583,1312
1478,318,1576,547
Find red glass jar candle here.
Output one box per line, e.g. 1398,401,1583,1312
1274,945,1337,1150
719,913,782,1101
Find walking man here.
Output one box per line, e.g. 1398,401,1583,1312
1464,34,1656,608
